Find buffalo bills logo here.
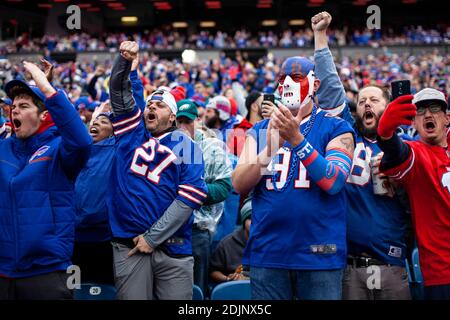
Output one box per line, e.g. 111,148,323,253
29,145,51,163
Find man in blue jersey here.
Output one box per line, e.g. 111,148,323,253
108,41,207,300
232,21,355,300
73,53,146,286
312,11,411,299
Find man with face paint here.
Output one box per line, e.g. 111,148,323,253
232,17,355,300
312,12,412,300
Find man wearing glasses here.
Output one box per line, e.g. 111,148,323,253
377,88,450,299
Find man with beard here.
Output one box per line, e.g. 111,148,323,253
377,89,450,299
313,11,411,299
232,15,355,298
108,41,207,300
204,95,234,140
245,92,264,126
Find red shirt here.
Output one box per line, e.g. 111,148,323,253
383,140,450,286
227,118,253,157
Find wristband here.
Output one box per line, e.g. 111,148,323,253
292,139,314,160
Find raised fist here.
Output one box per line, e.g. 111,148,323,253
40,58,54,83
119,41,139,62
311,11,332,32
95,65,105,76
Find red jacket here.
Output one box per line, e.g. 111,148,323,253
227,117,253,156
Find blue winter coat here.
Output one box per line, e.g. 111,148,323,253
0,90,92,278
74,137,115,243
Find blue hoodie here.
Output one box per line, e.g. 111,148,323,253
0,90,92,278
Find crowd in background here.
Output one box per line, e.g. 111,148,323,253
1,48,449,109
1,24,449,54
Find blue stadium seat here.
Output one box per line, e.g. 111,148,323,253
210,280,251,300
409,248,424,300
193,285,204,300
412,248,423,283
74,283,117,300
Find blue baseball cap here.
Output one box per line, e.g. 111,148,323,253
87,100,101,112
0,97,12,105
74,96,91,110
5,79,46,103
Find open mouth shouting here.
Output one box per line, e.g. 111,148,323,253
147,112,157,123
89,125,99,137
13,118,22,131
363,110,376,126
423,119,436,133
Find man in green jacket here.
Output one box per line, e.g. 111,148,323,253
176,99,233,295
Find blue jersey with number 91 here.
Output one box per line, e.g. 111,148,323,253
243,110,354,270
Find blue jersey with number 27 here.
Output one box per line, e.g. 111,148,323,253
108,106,207,256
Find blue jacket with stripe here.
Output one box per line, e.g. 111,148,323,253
0,90,92,278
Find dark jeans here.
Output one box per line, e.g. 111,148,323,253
251,266,344,300
192,227,211,296
0,271,73,300
72,241,115,285
424,284,450,300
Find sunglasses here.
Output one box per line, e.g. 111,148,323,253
416,104,444,115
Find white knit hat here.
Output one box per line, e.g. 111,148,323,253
206,96,231,121
146,89,178,114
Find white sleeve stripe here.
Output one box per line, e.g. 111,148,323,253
178,190,203,205
320,102,346,116
112,109,142,128
179,184,207,198
113,119,140,135
0,123,5,135
391,148,415,180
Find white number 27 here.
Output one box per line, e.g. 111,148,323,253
130,138,177,184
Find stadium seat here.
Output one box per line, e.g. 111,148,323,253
192,285,204,300
409,248,424,300
74,283,117,300
210,280,251,300
412,248,423,283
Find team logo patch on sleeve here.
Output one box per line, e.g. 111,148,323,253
29,145,51,163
